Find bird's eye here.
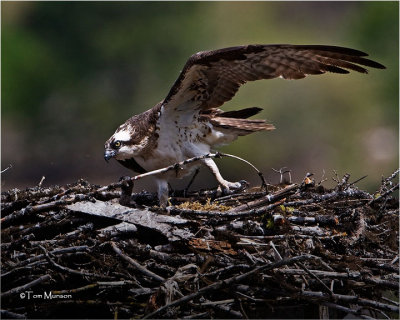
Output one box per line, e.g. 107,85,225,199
113,140,122,149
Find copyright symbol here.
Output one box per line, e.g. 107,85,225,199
20,292,25,299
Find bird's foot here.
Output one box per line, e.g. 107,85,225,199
220,180,249,195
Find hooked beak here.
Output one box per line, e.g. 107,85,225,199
104,149,117,162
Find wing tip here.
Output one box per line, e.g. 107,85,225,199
367,60,386,69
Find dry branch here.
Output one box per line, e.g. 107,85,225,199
1,274,51,299
110,241,165,282
39,245,112,280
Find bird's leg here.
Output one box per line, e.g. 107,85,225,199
203,158,246,192
156,178,169,208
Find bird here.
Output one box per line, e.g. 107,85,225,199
104,44,385,206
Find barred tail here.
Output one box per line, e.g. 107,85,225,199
210,107,275,136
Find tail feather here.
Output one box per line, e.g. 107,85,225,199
210,116,275,135
210,107,274,135
203,107,274,147
218,107,263,119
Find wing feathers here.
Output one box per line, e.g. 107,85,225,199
287,44,369,56
161,44,384,128
314,56,368,74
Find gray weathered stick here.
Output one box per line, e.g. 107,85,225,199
110,241,165,283
1,274,51,299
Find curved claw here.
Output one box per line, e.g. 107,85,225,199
221,180,249,195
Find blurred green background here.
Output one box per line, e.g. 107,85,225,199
2,1,398,193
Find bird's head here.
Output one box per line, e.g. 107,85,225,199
104,122,150,162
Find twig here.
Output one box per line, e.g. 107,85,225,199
362,260,398,273
349,175,368,187
272,167,292,184
1,194,92,226
269,241,283,261
317,169,327,186
1,164,13,174
0,309,26,319
216,152,267,188
381,296,399,306
381,169,400,187
110,241,165,283
1,185,63,203
53,283,99,295
335,173,350,191
369,183,399,205
321,302,372,319
297,262,332,294
182,312,210,319
197,299,235,306
202,264,251,277
96,152,264,194
143,254,315,319
364,277,399,290
1,274,51,298
390,256,399,265
38,176,46,187
4,245,89,270
291,225,327,237
300,291,400,313
39,245,111,279
230,184,298,212
287,215,338,227
277,268,362,279
283,188,372,208
348,209,366,245
185,168,200,194
212,303,242,318
52,280,137,295
214,191,266,203
238,297,249,319
182,311,211,319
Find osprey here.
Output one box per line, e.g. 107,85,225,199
104,44,384,206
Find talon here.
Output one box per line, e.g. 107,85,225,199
238,180,250,188
227,180,248,190
220,180,248,195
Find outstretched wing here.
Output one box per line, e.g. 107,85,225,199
159,44,385,125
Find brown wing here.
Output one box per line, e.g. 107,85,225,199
161,44,385,115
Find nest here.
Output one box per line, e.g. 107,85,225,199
1,169,399,319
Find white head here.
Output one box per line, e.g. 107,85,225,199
104,122,150,161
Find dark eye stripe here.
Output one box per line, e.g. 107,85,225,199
112,140,122,149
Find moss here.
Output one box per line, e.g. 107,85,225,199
176,198,231,211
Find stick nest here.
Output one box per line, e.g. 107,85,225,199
1,170,399,319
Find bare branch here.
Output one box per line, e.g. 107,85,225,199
1,164,13,174
110,241,165,283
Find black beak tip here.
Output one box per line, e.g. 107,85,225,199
104,150,115,163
